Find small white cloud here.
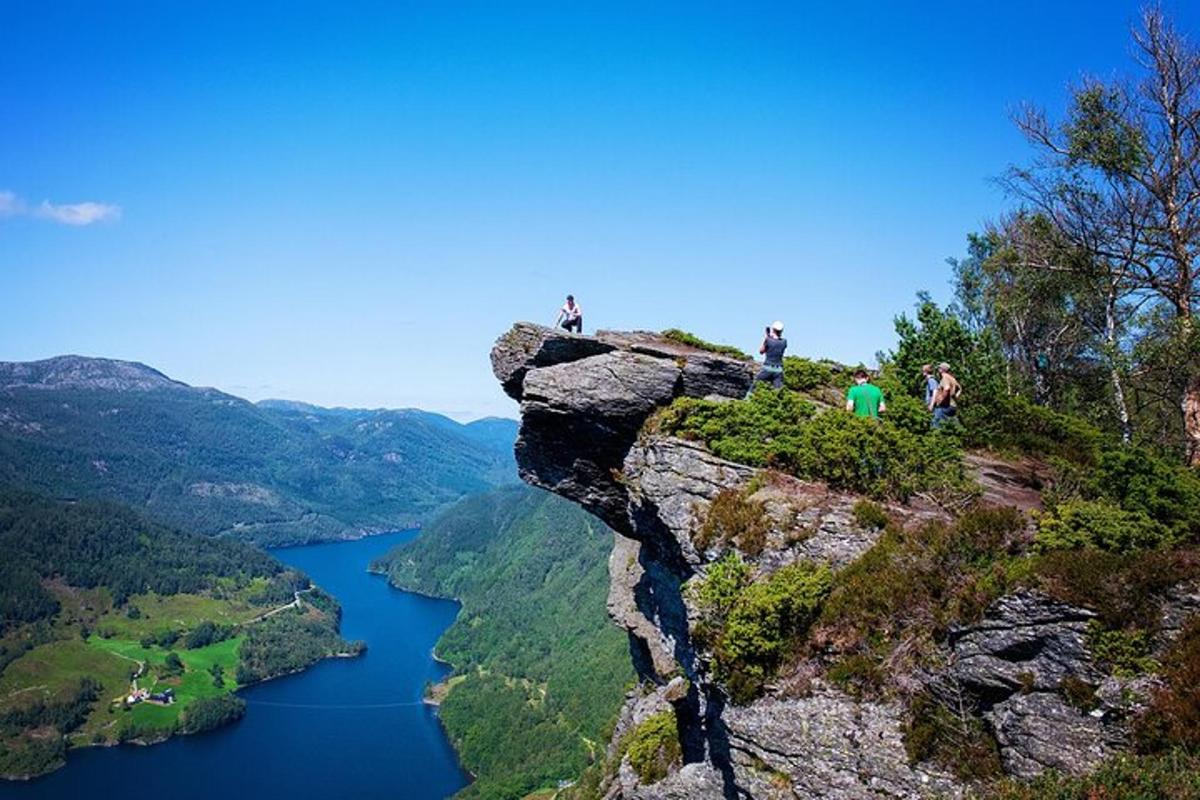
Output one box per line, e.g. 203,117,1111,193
34,199,121,226
0,189,120,226
0,190,25,217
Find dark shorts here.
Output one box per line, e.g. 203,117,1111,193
561,317,583,333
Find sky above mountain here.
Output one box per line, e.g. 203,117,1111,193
3,1,1197,419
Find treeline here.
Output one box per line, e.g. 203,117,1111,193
236,599,361,685
376,486,633,800
932,7,1200,465
0,486,289,631
0,677,99,779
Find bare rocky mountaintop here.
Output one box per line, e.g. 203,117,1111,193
0,354,188,392
492,323,1200,800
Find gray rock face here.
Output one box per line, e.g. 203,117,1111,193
948,591,1100,699
723,692,961,799
492,323,754,537
945,590,1118,777
988,693,1113,779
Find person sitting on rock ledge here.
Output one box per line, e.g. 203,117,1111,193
752,321,788,389
556,294,584,333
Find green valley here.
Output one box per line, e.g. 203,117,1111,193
373,486,634,800
0,488,359,780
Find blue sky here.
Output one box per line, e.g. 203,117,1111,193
3,1,1197,419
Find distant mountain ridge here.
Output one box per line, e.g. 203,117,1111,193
0,355,188,392
0,355,518,545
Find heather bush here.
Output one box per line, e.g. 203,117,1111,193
694,489,770,556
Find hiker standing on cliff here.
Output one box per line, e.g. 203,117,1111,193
752,321,787,389
846,370,886,418
930,362,961,428
922,364,939,408
556,295,583,333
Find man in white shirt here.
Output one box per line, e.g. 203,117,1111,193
556,294,583,333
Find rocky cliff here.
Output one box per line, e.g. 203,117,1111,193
491,323,1197,799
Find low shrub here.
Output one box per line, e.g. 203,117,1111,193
661,329,750,360
814,507,1025,693
625,711,682,784
851,500,890,531
714,563,831,703
1087,624,1158,678
1035,499,1175,554
1026,548,1200,630
694,490,770,557
691,556,831,704
1090,447,1200,541
660,390,816,468
782,356,834,393
960,394,1105,465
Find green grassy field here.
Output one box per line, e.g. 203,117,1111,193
87,635,245,731
98,592,265,640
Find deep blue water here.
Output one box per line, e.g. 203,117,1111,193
0,531,470,800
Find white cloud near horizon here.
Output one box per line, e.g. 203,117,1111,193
0,189,120,226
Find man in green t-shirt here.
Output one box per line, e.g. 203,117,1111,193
845,369,886,418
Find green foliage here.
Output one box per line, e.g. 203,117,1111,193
376,486,633,799
960,394,1105,463
0,487,291,620
0,381,517,546
661,329,750,360
986,749,1200,800
903,692,1003,781
236,606,356,684
161,651,184,677
691,553,754,623
0,677,100,779
1036,500,1175,554
694,489,770,556
692,561,831,703
782,356,835,393
1089,447,1200,540
1066,84,1147,174
1087,624,1158,678
625,711,682,784
889,295,1006,410
180,694,246,734
852,500,889,530
184,620,234,649
659,389,816,468
660,392,972,502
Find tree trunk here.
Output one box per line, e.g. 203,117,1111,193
1186,372,1200,467
1103,290,1132,444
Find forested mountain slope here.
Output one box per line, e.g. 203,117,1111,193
0,487,357,780
373,485,634,800
0,355,517,545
